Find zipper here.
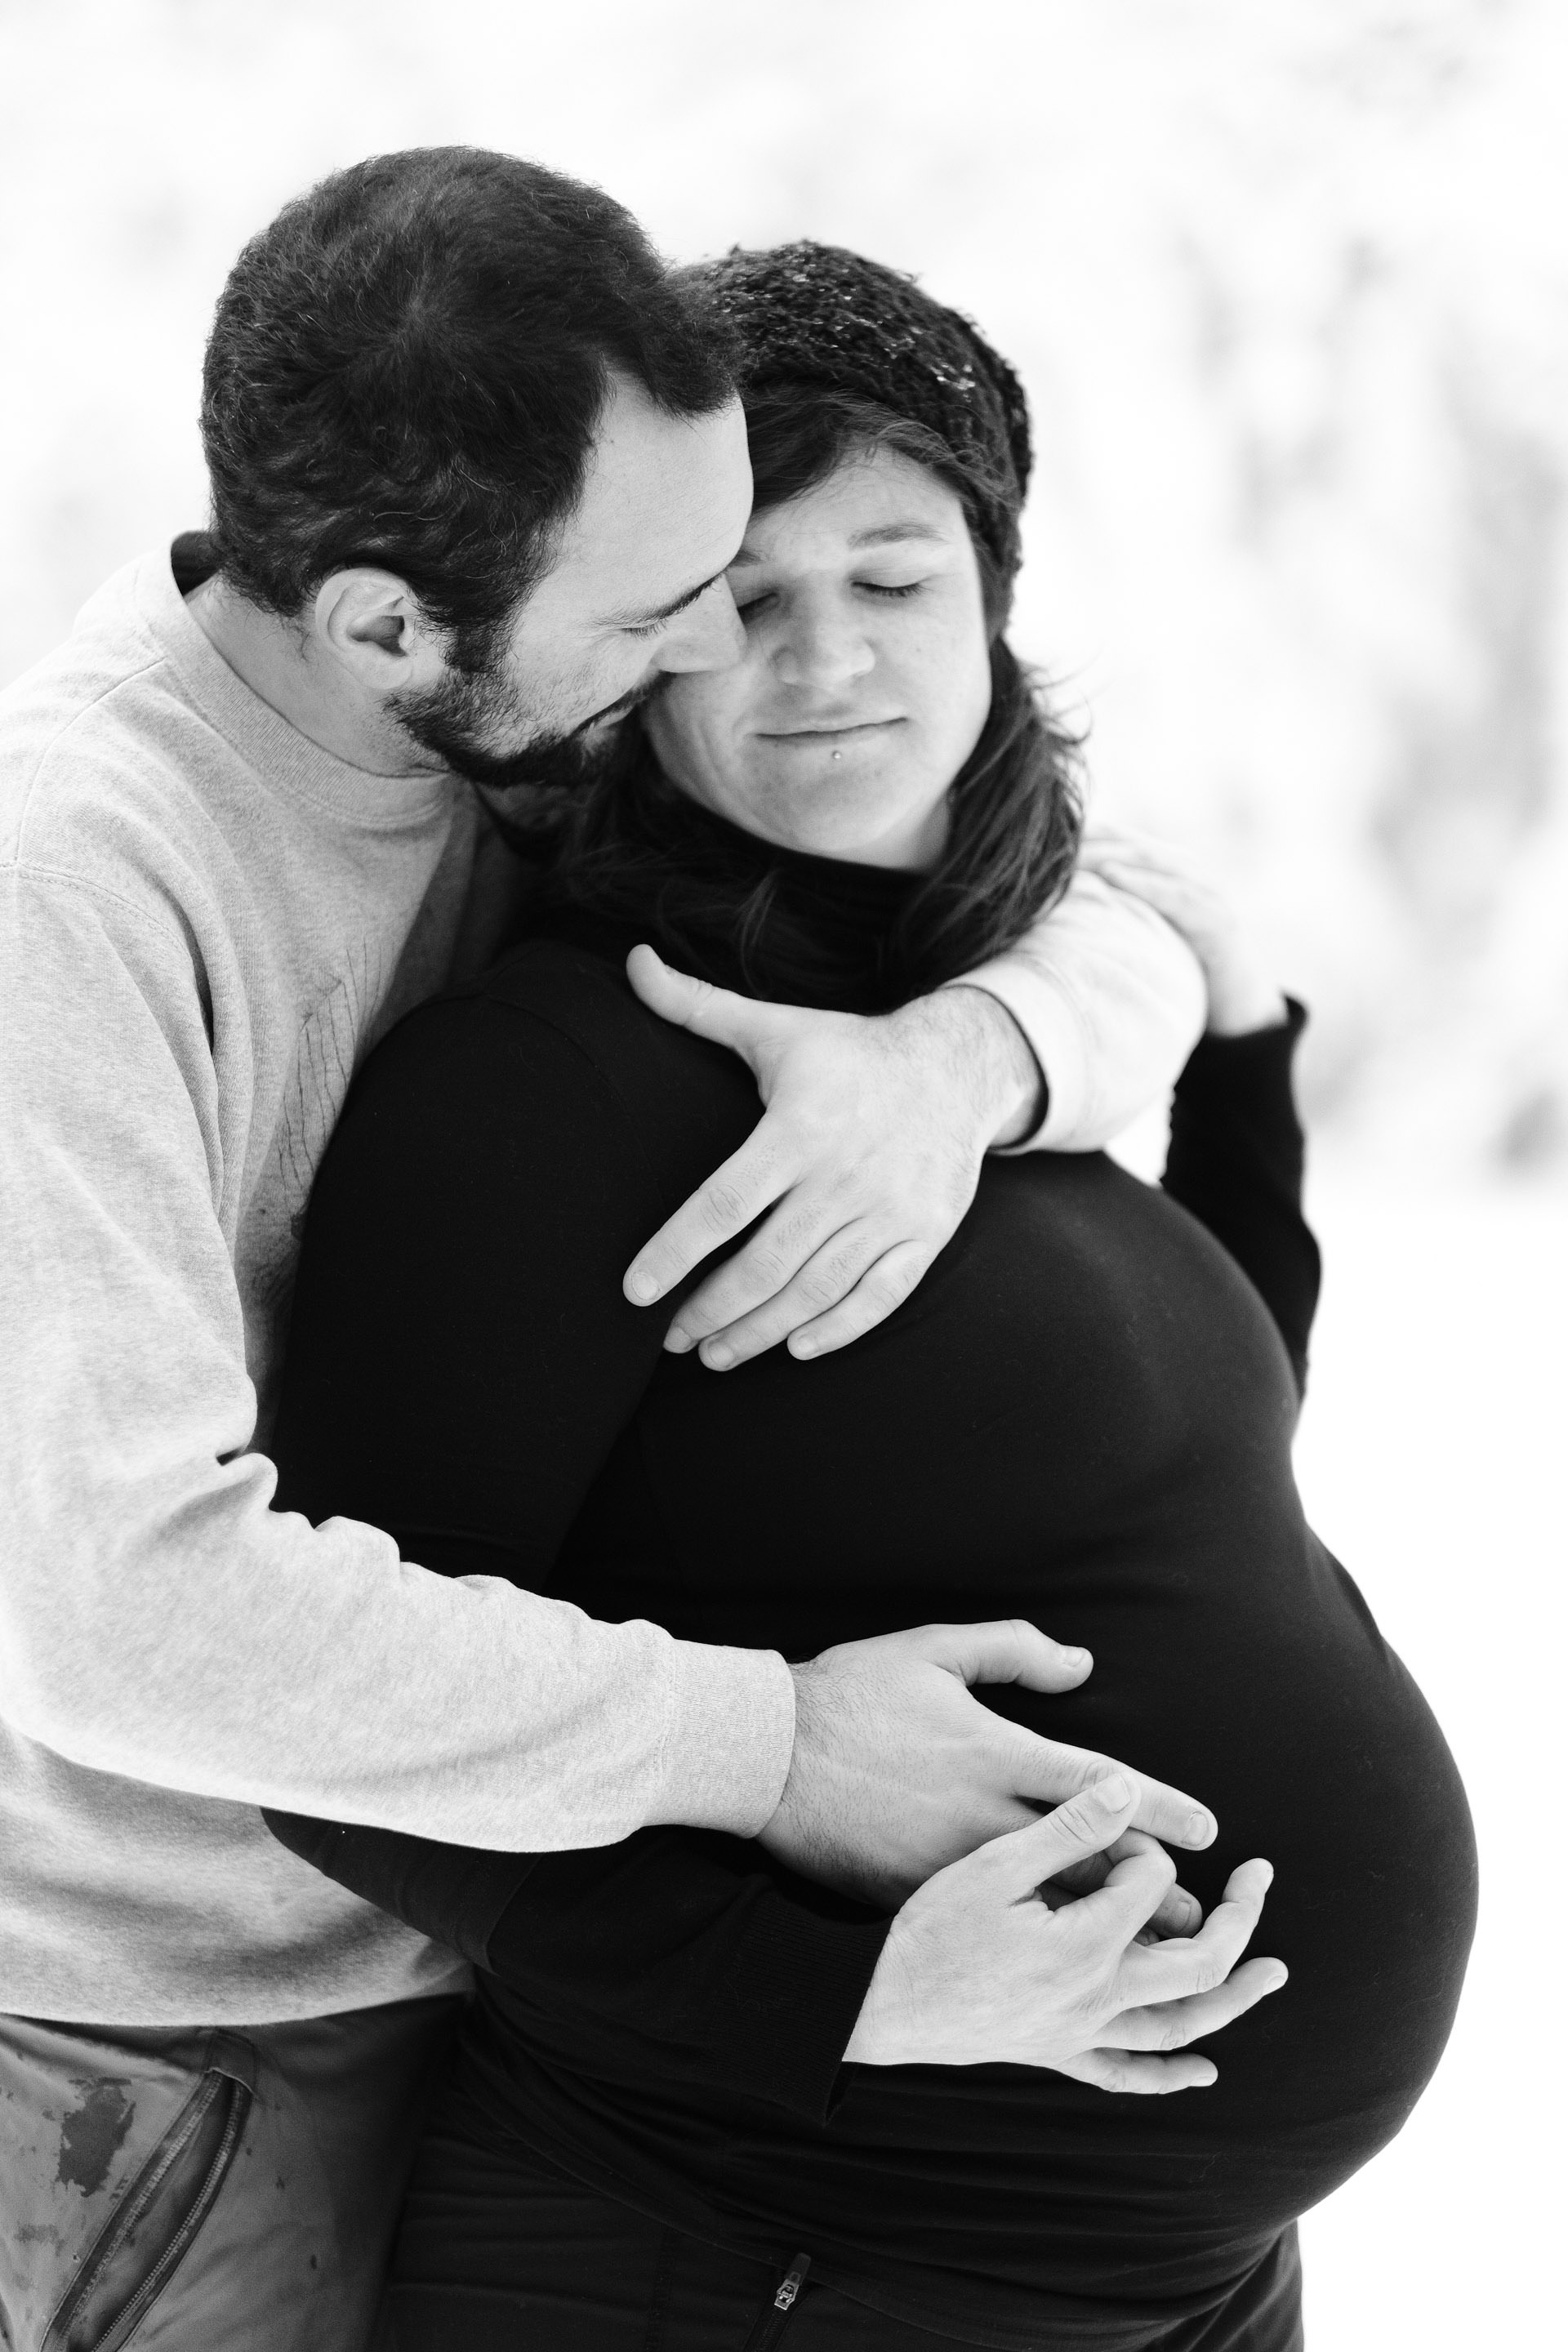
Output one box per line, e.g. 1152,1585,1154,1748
740,2252,813,2350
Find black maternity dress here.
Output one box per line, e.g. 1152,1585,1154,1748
266,815,1476,2352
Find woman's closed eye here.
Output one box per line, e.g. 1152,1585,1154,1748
735,578,929,621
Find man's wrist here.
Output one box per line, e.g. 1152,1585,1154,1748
942,984,1046,1148
648,1642,796,1834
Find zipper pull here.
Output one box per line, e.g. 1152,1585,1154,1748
774,2253,813,2312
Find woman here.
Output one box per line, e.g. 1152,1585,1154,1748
266,244,1475,2352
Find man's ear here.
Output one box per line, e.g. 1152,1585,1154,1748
313,568,443,688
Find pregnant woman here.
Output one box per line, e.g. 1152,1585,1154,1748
266,245,1476,2352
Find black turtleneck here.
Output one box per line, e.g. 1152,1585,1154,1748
265,811,1473,2347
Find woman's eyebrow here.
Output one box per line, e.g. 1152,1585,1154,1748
729,519,951,569
849,521,950,549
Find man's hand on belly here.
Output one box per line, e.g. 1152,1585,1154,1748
757,1620,1218,1908
842,1776,1287,2090
621,947,1041,1365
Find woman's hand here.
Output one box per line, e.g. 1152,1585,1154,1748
844,1779,1285,2090
621,946,1041,1368
1077,829,1289,1040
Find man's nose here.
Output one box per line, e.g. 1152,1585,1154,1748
657,579,746,675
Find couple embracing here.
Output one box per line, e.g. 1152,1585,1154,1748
0,148,1473,2352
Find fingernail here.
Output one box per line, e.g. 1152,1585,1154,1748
1096,1773,1131,1809
1188,1811,1215,1845
663,1325,694,1354
1264,1967,1289,1993
791,1335,818,1360
628,1270,660,1303
1063,1646,1090,1669
703,1342,734,1370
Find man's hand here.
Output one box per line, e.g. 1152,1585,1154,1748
1076,830,1288,1040
756,1622,1216,1909
622,947,1042,1368
844,1777,1285,2090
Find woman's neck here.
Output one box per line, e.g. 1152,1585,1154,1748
536,751,925,1015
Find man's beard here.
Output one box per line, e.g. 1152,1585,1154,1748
389,657,659,801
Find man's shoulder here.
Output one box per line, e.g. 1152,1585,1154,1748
0,555,219,898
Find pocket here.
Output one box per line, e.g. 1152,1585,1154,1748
41,2034,255,2352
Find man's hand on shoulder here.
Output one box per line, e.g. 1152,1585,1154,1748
621,946,1041,1368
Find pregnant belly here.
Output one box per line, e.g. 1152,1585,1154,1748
652,1525,1477,2305
810,1527,1477,2297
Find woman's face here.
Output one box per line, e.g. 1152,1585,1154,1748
644,443,993,869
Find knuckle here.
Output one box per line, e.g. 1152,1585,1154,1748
702,1180,757,1233
877,1250,928,1299
855,1276,906,1321
798,1265,849,1312
737,1245,791,1293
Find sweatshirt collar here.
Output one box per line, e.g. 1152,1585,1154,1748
130,547,459,831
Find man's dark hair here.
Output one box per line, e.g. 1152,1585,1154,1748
199,148,736,654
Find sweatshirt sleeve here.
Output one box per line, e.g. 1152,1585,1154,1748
948,867,1208,1152
0,870,792,1846
1160,1000,1322,1396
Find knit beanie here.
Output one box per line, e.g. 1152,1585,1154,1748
691,240,1032,581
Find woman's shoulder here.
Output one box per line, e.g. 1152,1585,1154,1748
461,931,755,1114
341,929,763,1220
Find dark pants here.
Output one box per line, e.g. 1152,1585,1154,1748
385,2086,1304,2352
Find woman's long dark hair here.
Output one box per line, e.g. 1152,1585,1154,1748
524,385,1083,1009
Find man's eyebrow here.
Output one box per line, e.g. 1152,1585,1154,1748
608,569,724,630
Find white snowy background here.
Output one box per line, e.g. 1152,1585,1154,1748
2,1,1562,2341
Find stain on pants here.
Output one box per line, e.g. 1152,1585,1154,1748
0,1995,463,2351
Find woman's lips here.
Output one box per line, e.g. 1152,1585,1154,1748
755,719,902,744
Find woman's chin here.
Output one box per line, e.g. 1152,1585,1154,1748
760,808,940,867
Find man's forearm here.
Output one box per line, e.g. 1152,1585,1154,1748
911,982,1045,1150
951,868,1207,1152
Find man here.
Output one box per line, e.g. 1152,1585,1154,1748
0,150,1259,2351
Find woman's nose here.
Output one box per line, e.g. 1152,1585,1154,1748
771,599,875,693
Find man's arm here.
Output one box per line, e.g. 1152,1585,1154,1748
0,871,789,1846
622,867,1205,1367
1077,828,1322,1394
955,864,1207,1153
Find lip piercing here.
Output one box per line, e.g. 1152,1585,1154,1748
831,751,844,762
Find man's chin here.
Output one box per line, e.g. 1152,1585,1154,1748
394,714,622,801
389,665,661,804
468,728,617,800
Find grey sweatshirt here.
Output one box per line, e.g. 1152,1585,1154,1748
0,550,1203,2027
